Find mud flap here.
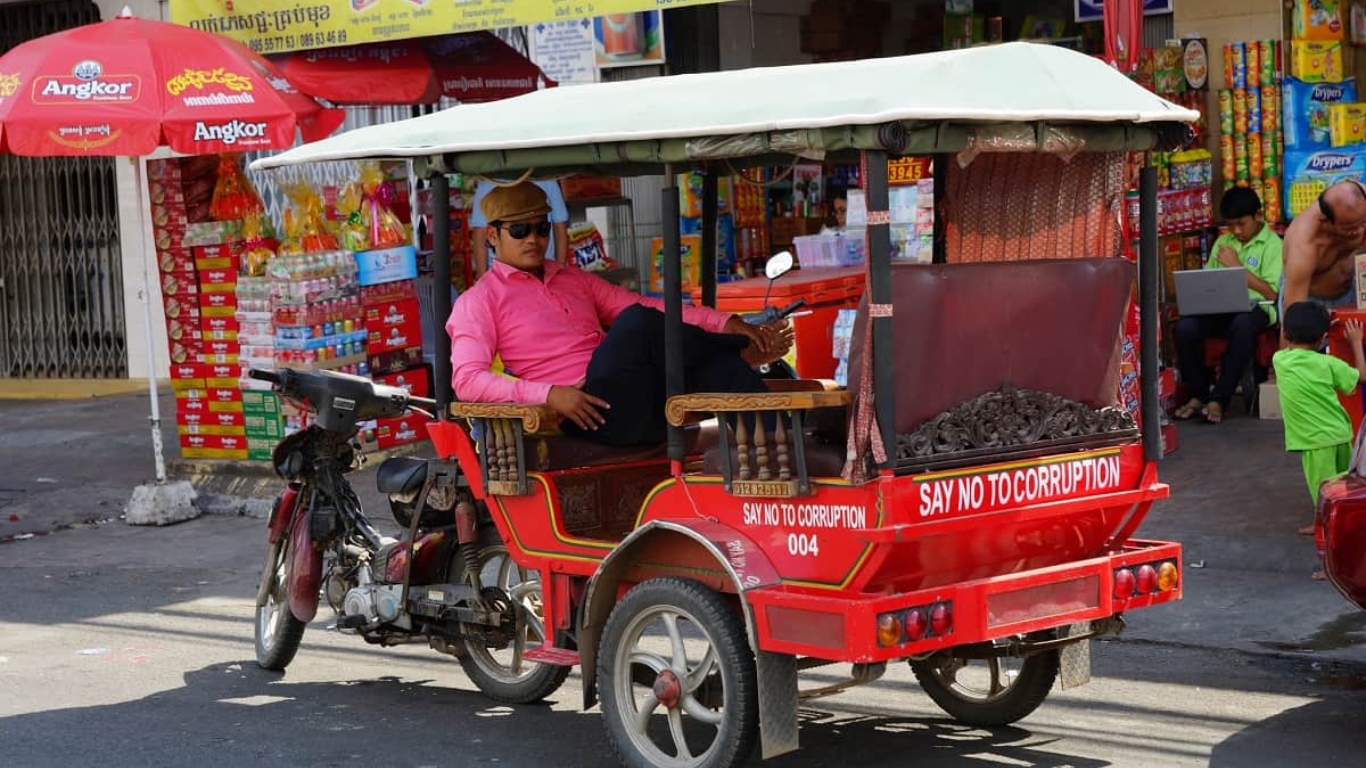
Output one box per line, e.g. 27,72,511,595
1058,621,1092,690
756,650,799,759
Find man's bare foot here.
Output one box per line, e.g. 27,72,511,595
1312,569,1327,581
1298,524,1316,536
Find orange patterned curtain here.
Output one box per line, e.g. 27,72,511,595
943,152,1127,263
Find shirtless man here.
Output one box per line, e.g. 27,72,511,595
1279,180,1366,327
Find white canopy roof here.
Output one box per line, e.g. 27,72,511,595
253,42,1199,171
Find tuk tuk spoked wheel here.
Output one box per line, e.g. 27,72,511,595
598,577,758,768
255,537,306,671
910,648,1059,727
453,533,570,704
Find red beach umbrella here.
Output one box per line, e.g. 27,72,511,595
271,32,553,106
0,10,343,487
0,12,343,156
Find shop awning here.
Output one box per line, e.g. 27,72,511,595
272,32,554,106
252,43,1200,176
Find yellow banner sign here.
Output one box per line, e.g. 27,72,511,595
170,0,722,55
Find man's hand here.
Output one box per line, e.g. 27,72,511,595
1347,319,1364,347
723,316,793,359
547,386,609,431
1217,245,1241,268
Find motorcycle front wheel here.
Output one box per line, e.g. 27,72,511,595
255,537,307,671
450,528,569,704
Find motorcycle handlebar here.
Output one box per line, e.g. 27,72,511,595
247,368,282,384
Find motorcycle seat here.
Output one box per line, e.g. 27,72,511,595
376,456,427,496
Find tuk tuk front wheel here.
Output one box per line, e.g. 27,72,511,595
598,577,759,768
910,649,1059,727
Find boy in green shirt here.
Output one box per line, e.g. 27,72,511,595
1175,187,1284,424
1273,303,1366,560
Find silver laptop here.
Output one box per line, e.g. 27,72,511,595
1173,268,1253,316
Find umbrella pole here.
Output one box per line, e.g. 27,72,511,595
132,156,168,484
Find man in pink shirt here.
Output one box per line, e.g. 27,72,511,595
447,182,789,445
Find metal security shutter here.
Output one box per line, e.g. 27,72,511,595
0,0,125,378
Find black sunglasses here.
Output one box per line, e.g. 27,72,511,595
494,220,552,240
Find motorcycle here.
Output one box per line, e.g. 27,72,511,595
250,367,569,704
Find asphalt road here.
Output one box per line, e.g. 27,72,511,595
3,515,1365,768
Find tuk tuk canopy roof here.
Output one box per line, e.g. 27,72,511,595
251,42,1199,177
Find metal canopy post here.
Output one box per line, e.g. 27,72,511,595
431,170,454,414
865,151,896,469
701,170,719,309
662,166,686,462
1139,163,1161,461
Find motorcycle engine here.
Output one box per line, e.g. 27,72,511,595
343,583,404,627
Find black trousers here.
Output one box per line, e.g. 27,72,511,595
1174,309,1270,409
563,306,767,446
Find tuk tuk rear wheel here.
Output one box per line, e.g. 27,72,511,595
598,577,759,768
910,649,1059,727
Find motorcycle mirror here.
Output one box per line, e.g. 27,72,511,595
761,251,794,311
764,251,794,281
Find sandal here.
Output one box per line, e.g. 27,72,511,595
1203,402,1224,424
1173,399,1204,421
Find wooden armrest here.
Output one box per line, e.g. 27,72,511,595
447,402,560,434
764,379,843,393
665,390,852,427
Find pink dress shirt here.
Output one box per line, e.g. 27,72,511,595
447,260,734,405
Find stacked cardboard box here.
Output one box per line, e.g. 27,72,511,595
243,390,284,462
148,157,251,461
358,245,424,451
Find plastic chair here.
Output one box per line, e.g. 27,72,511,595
1203,327,1279,415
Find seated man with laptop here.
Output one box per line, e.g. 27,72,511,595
1173,187,1284,423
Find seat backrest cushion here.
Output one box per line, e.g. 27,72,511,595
847,258,1132,435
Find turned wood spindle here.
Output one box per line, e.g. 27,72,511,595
775,413,791,481
734,413,752,481
755,416,771,481
497,420,516,481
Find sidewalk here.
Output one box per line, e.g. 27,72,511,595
0,391,1362,662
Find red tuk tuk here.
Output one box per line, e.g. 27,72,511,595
254,42,1194,768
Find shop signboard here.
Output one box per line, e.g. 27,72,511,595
1074,0,1172,24
530,19,599,86
169,0,721,55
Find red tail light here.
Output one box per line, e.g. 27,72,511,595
905,607,928,641
929,602,953,636
1114,567,1136,599
1136,564,1159,594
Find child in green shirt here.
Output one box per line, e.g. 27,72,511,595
1273,303,1366,558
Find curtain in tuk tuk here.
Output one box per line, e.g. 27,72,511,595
942,152,1127,263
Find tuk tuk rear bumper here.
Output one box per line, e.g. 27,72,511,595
745,538,1182,663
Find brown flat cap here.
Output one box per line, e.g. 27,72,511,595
481,182,551,224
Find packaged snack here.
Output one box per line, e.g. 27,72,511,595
278,182,340,256
1294,0,1345,41
1225,42,1247,90
1290,40,1344,83
240,214,279,277
568,221,614,272
338,162,408,251
208,155,264,222
1283,78,1357,149
1330,103,1366,147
